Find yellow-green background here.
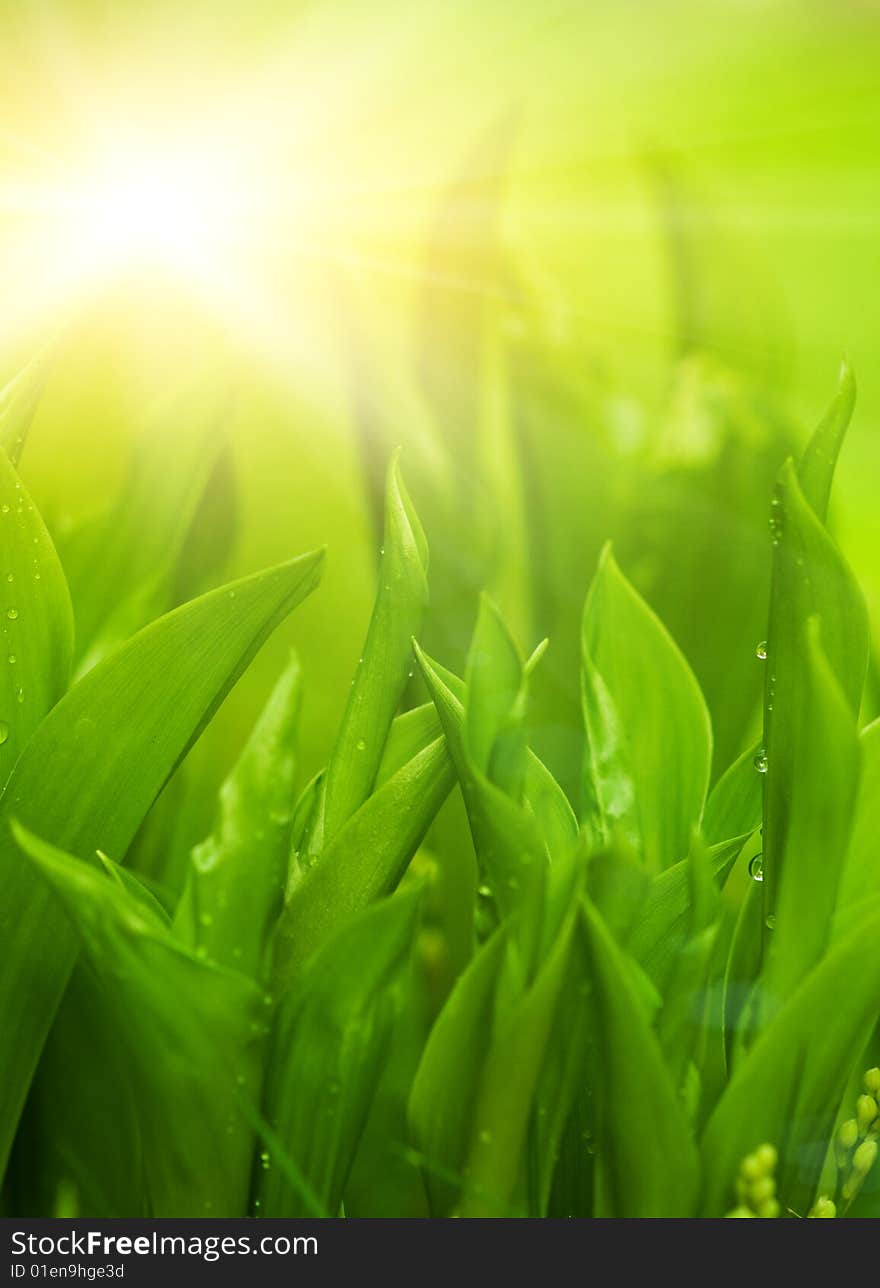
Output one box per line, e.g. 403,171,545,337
2,0,879,790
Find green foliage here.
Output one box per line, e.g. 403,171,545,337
1,353,878,1223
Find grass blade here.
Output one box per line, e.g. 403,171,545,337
174,653,302,979
14,824,264,1217
0,447,73,784
581,544,712,871
0,548,323,1177
260,891,421,1217
315,455,429,849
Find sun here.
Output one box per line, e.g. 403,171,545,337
69,157,239,277
54,136,266,289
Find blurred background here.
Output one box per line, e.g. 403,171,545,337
2,0,879,840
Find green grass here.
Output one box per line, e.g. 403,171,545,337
0,350,878,1220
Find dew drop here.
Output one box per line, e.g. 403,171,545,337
0,722,8,745
7,655,15,665
199,912,214,928
755,641,768,661
6,608,18,620
748,853,764,882
260,1151,271,1170
5,574,13,584
754,750,768,774
477,883,492,899
765,913,776,931
0,505,8,515
356,738,366,752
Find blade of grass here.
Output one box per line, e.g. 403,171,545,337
259,890,421,1217
581,544,712,871
313,454,429,851
759,618,860,1024
174,653,302,979
0,446,74,785
761,461,868,927
274,736,454,987
700,903,880,1216
14,824,264,1217
582,898,699,1217
0,548,323,1178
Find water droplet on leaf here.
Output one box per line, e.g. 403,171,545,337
756,641,767,661
748,853,764,882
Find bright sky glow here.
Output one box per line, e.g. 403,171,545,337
64,152,250,279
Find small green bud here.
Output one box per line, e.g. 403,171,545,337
757,1198,780,1219
852,1138,878,1177
754,1143,778,1174
856,1093,878,1134
749,1175,776,1204
726,1205,757,1218
863,1067,880,1095
838,1118,859,1151
740,1153,762,1181
808,1196,836,1219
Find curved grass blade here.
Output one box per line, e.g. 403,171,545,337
581,544,712,871
409,928,508,1215
375,702,441,786
837,718,880,916
700,904,880,1216
761,461,868,925
14,824,264,1217
274,735,453,987
627,835,744,990
0,447,74,785
457,909,578,1217
314,455,429,851
259,890,421,1217
758,618,860,1024
0,547,323,1177
582,898,699,1217
703,742,762,845
797,358,855,524
413,639,576,920
174,653,302,979
409,872,580,1219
